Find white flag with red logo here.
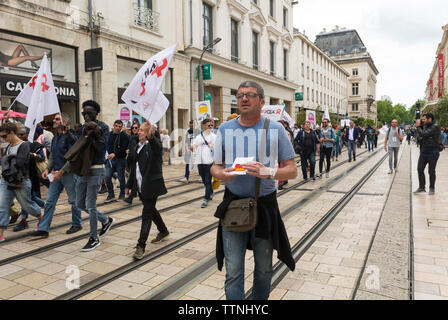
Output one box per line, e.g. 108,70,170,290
17,55,60,142
121,44,177,124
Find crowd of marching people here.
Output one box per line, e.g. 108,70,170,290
0,79,443,301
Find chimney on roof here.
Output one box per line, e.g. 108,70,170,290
335,25,339,31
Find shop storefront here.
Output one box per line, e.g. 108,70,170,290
0,31,79,123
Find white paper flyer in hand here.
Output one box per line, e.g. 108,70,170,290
229,157,255,175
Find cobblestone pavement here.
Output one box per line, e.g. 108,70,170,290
1,142,446,300
411,144,448,300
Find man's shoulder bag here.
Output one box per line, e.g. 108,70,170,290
220,118,270,232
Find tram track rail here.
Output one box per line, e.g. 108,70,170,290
5,152,309,241
261,152,389,300
53,146,379,300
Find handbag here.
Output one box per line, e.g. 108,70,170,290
35,158,48,178
220,118,270,232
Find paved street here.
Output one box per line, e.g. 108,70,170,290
0,141,446,300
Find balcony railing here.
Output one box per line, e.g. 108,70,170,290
134,4,160,32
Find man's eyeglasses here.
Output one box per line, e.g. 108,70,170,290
54,118,61,121
207,124,214,127
0,134,8,139
236,93,260,100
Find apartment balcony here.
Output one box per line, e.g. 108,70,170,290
133,4,160,33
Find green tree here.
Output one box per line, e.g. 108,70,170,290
434,95,448,127
366,119,376,127
296,109,306,126
377,100,394,125
355,117,366,127
393,103,408,125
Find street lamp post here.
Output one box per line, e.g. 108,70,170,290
337,97,348,124
198,37,221,101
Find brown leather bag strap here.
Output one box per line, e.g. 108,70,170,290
255,118,270,200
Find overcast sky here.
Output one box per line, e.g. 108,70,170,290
293,0,447,109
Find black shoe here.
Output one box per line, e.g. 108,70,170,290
348,160,352,163
99,217,115,236
413,188,426,194
311,176,316,181
98,185,108,194
9,213,19,225
29,230,49,238
81,237,101,252
104,195,115,203
151,231,169,243
428,188,435,195
354,158,356,161
278,185,283,190
13,220,29,232
66,226,83,234
124,197,133,204
118,194,125,200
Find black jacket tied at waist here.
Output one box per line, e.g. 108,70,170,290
214,187,296,272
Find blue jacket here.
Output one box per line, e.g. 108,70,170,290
345,127,360,142
50,132,78,171
294,129,319,153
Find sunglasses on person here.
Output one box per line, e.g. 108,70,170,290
207,124,214,127
0,134,8,139
132,126,139,129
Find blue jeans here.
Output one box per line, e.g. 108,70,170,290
76,168,109,239
0,178,41,229
368,138,374,152
38,173,82,232
348,140,357,161
332,141,342,158
105,158,126,197
20,190,45,220
185,164,190,180
222,227,274,300
198,164,213,200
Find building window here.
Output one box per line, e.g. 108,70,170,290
252,0,258,4
312,89,314,102
307,66,309,79
203,2,213,48
134,0,159,32
231,19,239,62
270,41,275,76
253,31,259,70
301,63,304,77
352,103,359,111
283,49,287,80
301,42,304,55
307,87,310,101
283,8,287,27
352,83,359,95
269,0,275,17
353,68,358,76
312,68,314,82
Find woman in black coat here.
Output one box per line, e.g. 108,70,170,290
126,121,169,260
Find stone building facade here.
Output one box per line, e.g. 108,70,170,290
291,30,349,121
183,0,298,121
315,27,379,123
424,24,448,109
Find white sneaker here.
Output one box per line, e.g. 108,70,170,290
180,177,189,183
326,173,329,178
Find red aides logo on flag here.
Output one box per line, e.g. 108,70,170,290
137,58,169,99
29,76,38,89
41,74,50,92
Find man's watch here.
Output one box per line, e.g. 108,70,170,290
268,168,276,180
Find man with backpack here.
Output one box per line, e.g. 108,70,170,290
384,119,403,174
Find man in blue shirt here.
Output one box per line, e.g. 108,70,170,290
211,81,297,300
29,114,82,237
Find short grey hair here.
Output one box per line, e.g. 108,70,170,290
61,113,71,125
238,81,265,99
